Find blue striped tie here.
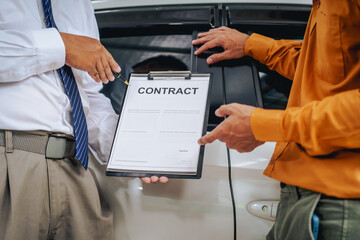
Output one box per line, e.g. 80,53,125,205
42,0,89,169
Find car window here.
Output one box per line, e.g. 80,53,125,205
101,35,191,72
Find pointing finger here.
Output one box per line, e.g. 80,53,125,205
198,126,224,145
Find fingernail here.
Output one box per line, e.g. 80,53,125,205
207,58,214,64
215,109,223,117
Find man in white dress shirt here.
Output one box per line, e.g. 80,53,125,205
0,0,165,239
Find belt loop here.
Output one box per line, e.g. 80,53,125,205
5,130,13,153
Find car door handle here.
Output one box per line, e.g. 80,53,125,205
246,200,279,221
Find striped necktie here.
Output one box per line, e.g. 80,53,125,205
42,0,89,170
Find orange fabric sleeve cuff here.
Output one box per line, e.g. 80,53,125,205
244,33,274,64
250,108,285,142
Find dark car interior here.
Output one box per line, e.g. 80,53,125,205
95,3,311,130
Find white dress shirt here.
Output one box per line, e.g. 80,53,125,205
0,0,118,164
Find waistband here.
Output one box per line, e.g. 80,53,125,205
0,130,76,159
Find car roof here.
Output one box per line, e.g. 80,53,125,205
92,0,312,9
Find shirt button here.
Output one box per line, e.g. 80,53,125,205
49,63,56,68
43,18,47,24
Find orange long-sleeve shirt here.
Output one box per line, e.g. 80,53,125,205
246,0,360,198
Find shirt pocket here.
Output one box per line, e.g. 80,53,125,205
314,13,345,84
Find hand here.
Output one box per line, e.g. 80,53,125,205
59,32,121,83
140,176,169,184
192,26,249,64
198,103,264,152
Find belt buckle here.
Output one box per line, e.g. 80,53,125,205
45,135,69,159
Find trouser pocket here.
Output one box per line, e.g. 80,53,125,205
267,184,321,240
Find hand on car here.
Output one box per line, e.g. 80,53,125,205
140,176,169,184
59,32,121,83
198,103,264,152
192,26,249,64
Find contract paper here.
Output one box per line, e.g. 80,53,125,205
106,73,211,178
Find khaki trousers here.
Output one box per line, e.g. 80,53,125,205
0,138,113,240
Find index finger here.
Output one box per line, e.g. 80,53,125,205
192,36,209,46
194,30,218,41
194,40,220,56
198,125,224,145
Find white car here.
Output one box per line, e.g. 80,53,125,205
89,1,312,239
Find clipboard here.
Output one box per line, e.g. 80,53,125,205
106,71,212,179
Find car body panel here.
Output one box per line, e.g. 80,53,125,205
90,141,278,240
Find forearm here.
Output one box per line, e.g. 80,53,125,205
251,89,360,156
245,33,302,80
0,28,65,82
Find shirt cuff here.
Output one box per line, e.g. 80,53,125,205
31,28,65,72
250,108,285,142
244,33,273,64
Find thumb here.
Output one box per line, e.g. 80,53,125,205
206,52,229,64
215,104,233,117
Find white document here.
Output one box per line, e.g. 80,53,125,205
106,73,211,177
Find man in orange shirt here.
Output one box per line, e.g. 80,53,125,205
193,0,360,239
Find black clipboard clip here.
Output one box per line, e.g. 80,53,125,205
147,71,192,80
